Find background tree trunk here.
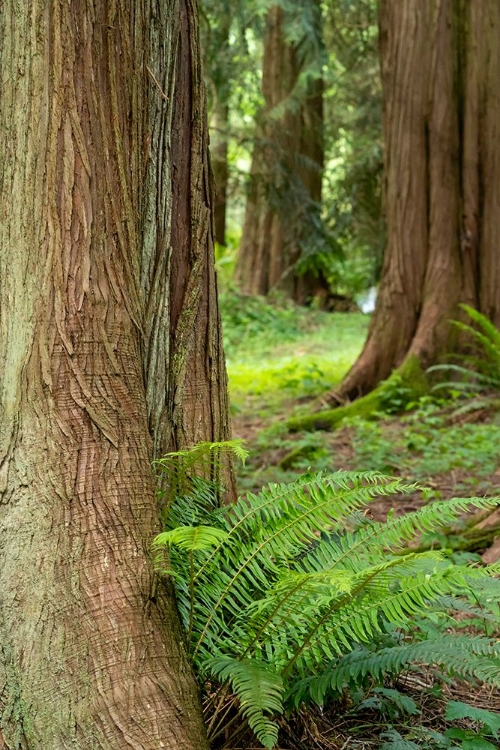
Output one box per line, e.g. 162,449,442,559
235,2,326,302
211,98,230,247
335,0,500,401
206,11,232,247
0,0,229,747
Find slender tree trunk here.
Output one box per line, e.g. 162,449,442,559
335,0,500,401
0,1,229,747
207,12,231,247
235,2,326,302
211,99,230,246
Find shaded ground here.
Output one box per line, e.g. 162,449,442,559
233,405,500,534
212,673,500,750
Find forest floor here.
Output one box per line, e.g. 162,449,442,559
224,292,500,544
219,290,500,749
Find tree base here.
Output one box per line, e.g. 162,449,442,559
288,356,428,432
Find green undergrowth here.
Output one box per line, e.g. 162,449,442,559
350,400,500,488
237,395,500,503
287,355,429,432
222,294,500,507
216,296,500,748
220,289,368,412
154,443,500,750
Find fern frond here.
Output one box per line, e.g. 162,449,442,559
192,472,418,658
301,495,499,573
245,553,441,663
153,525,229,551
206,657,284,749
288,634,500,707
433,595,500,622
282,560,499,676
451,322,500,367
430,365,498,389
196,470,412,577
156,438,248,468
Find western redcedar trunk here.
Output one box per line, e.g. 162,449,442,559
235,2,325,302
336,0,500,400
0,1,230,748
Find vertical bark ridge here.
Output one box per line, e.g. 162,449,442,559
141,0,232,471
166,0,233,465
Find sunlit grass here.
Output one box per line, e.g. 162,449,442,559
221,291,369,413
227,312,368,409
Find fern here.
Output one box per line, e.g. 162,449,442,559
154,438,248,523
429,304,500,408
153,446,500,749
288,634,500,707
207,658,283,749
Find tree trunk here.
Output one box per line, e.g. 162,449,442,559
211,98,230,247
335,0,500,401
235,2,326,302
206,12,232,247
0,1,230,748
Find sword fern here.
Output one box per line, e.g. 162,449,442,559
153,445,500,749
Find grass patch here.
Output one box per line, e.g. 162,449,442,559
221,289,368,412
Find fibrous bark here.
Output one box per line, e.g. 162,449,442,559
235,2,326,302
0,0,229,747
333,0,500,402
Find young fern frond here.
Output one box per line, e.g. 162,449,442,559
153,448,500,749
154,439,248,521
153,525,229,551
206,658,283,749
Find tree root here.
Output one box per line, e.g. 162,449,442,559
288,355,428,433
